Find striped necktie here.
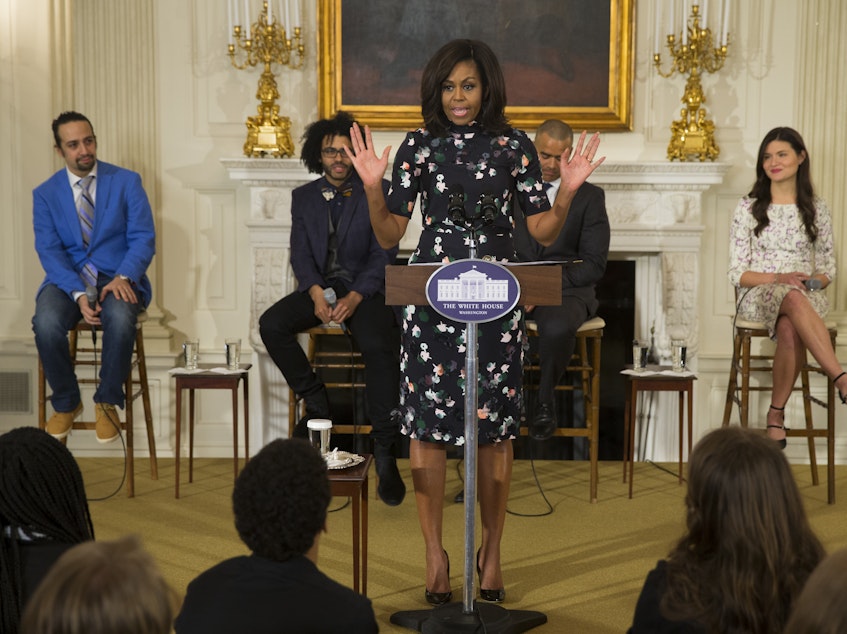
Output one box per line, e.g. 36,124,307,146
77,175,98,287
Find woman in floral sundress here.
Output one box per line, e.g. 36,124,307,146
728,126,847,448
347,39,603,605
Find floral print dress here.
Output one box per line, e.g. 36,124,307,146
387,122,549,445
728,196,835,338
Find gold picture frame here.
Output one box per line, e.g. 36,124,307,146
318,0,634,131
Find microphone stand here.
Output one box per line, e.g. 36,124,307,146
391,217,546,633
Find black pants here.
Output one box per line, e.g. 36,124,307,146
531,298,591,401
259,288,401,448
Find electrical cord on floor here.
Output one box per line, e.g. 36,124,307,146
85,342,128,502
328,497,352,513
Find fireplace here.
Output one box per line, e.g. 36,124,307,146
222,159,729,461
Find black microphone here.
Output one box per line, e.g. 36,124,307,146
478,193,497,225
85,285,98,344
447,184,466,226
804,278,823,291
322,287,348,334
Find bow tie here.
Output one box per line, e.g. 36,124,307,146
322,185,353,201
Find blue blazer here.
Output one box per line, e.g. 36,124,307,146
33,161,155,306
290,173,395,299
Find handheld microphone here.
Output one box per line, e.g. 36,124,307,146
85,285,98,344
322,287,348,333
804,278,823,291
478,194,497,225
447,184,466,226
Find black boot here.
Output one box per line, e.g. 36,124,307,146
294,387,330,438
530,402,557,440
374,443,406,506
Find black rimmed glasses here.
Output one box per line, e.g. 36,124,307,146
321,147,352,158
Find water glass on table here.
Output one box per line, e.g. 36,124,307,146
225,338,241,370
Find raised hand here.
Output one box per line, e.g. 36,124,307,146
559,131,604,194
345,122,391,188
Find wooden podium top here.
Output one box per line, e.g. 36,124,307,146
385,263,562,306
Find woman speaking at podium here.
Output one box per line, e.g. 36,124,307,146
347,38,603,605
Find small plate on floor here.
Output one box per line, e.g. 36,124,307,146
325,450,365,470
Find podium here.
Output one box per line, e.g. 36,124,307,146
385,262,561,634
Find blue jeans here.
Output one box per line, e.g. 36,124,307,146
33,282,141,411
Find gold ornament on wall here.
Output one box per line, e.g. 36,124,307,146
227,0,305,157
654,2,731,161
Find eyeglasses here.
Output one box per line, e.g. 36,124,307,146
321,147,351,158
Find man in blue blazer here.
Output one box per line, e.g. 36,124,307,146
32,111,155,444
259,112,404,506
514,119,610,443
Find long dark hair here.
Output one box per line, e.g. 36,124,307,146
0,427,94,634
749,126,817,241
661,427,825,633
420,39,509,138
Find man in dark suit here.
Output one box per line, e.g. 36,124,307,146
515,119,610,441
32,111,155,444
259,112,404,506
174,438,378,634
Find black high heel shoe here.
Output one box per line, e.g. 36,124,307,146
834,372,847,404
766,404,788,450
425,550,452,606
476,548,506,603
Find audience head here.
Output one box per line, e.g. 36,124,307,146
232,437,330,561
0,427,94,634
784,548,847,634
662,426,824,632
300,111,358,182
420,38,509,138
534,119,574,184
19,535,176,634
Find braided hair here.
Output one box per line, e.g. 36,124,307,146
0,427,94,634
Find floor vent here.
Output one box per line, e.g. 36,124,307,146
0,371,31,413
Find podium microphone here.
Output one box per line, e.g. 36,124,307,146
85,285,98,344
478,193,497,225
447,184,466,226
322,287,348,334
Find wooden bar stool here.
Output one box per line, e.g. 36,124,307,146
721,315,837,503
522,316,604,503
37,311,157,498
288,324,370,437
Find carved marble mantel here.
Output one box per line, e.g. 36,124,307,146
222,158,729,457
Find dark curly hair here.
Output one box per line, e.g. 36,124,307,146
299,111,359,175
51,111,95,149
661,426,824,633
749,126,817,242
420,39,509,138
0,427,94,634
232,438,330,561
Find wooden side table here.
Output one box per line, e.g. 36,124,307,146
622,365,695,498
173,363,251,499
328,454,372,595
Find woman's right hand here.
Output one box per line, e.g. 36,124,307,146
773,272,809,289
346,122,391,189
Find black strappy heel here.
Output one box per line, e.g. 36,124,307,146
766,404,788,450
834,372,847,404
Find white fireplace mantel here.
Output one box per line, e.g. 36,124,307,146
222,158,729,459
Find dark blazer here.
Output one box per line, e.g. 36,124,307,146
290,173,395,300
32,161,155,305
514,181,609,314
174,554,379,634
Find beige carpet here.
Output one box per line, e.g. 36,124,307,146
79,456,847,633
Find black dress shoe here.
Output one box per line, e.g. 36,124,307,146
374,455,406,506
426,551,452,605
529,402,556,440
476,549,506,603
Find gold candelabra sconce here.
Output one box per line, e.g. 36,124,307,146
228,0,305,158
654,3,730,161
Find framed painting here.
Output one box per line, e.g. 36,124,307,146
318,0,634,131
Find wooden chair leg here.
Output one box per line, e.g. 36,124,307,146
721,332,741,426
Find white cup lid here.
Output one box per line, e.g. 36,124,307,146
306,419,332,430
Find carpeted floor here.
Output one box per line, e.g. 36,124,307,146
79,456,847,633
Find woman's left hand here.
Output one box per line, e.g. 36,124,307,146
559,131,604,194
